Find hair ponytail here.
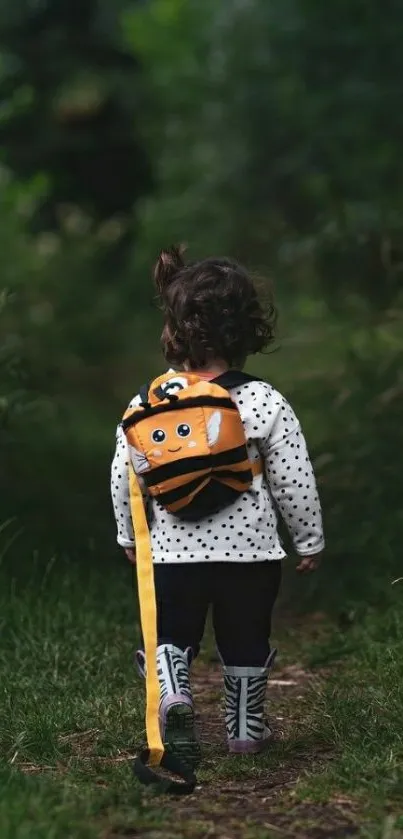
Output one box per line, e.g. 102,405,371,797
154,245,186,298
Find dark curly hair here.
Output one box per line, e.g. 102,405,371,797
154,246,276,369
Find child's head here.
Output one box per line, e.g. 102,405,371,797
154,247,276,369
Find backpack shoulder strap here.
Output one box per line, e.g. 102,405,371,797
212,370,265,390
139,381,151,407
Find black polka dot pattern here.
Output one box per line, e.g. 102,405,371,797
111,380,324,561
110,424,135,548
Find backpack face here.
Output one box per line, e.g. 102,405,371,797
122,372,258,519
131,403,221,468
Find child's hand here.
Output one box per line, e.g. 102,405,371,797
296,553,322,573
124,548,136,564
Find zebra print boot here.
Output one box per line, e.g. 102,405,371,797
136,644,201,770
223,649,277,754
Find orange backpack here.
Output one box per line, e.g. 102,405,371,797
121,370,263,519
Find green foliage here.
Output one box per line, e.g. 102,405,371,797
292,328,403,608
125,0,234,265
0,0,152,234
128,0,403,309
0,177,146,557
1,0,403,590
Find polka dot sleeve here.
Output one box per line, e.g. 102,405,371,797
260,392,325,556
110,424,135,548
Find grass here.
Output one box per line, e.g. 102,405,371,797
0,555,151,838
2,552,403,838
299,603,403,813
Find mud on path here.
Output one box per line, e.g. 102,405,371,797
127,659,359,839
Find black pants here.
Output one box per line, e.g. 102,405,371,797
153,561,281,667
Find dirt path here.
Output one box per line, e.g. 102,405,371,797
132,659,359,839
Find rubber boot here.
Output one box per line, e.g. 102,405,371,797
223,649,277,754
136,643,201,770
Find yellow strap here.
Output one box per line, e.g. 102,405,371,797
129,467,164,767
129,455,262,768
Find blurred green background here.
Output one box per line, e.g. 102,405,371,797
1,0,402,608
2,6,403,834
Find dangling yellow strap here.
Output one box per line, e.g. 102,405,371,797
129,466,164,767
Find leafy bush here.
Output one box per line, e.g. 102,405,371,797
0,177,141,559
290,322,403,608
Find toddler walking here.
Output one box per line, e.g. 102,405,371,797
111,248,324,769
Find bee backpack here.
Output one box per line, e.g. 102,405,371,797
121,370,263,792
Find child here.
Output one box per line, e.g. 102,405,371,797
111,247,324,768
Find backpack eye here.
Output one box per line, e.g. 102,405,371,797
177,423,191,438
151,428,166,443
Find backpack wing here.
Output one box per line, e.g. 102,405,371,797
130,446,150,474
207,410,222,446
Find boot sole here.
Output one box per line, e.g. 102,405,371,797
228,737,271,754
228,728,273,754
163,703,201,770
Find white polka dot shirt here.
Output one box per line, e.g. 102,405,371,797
111,380,324,562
